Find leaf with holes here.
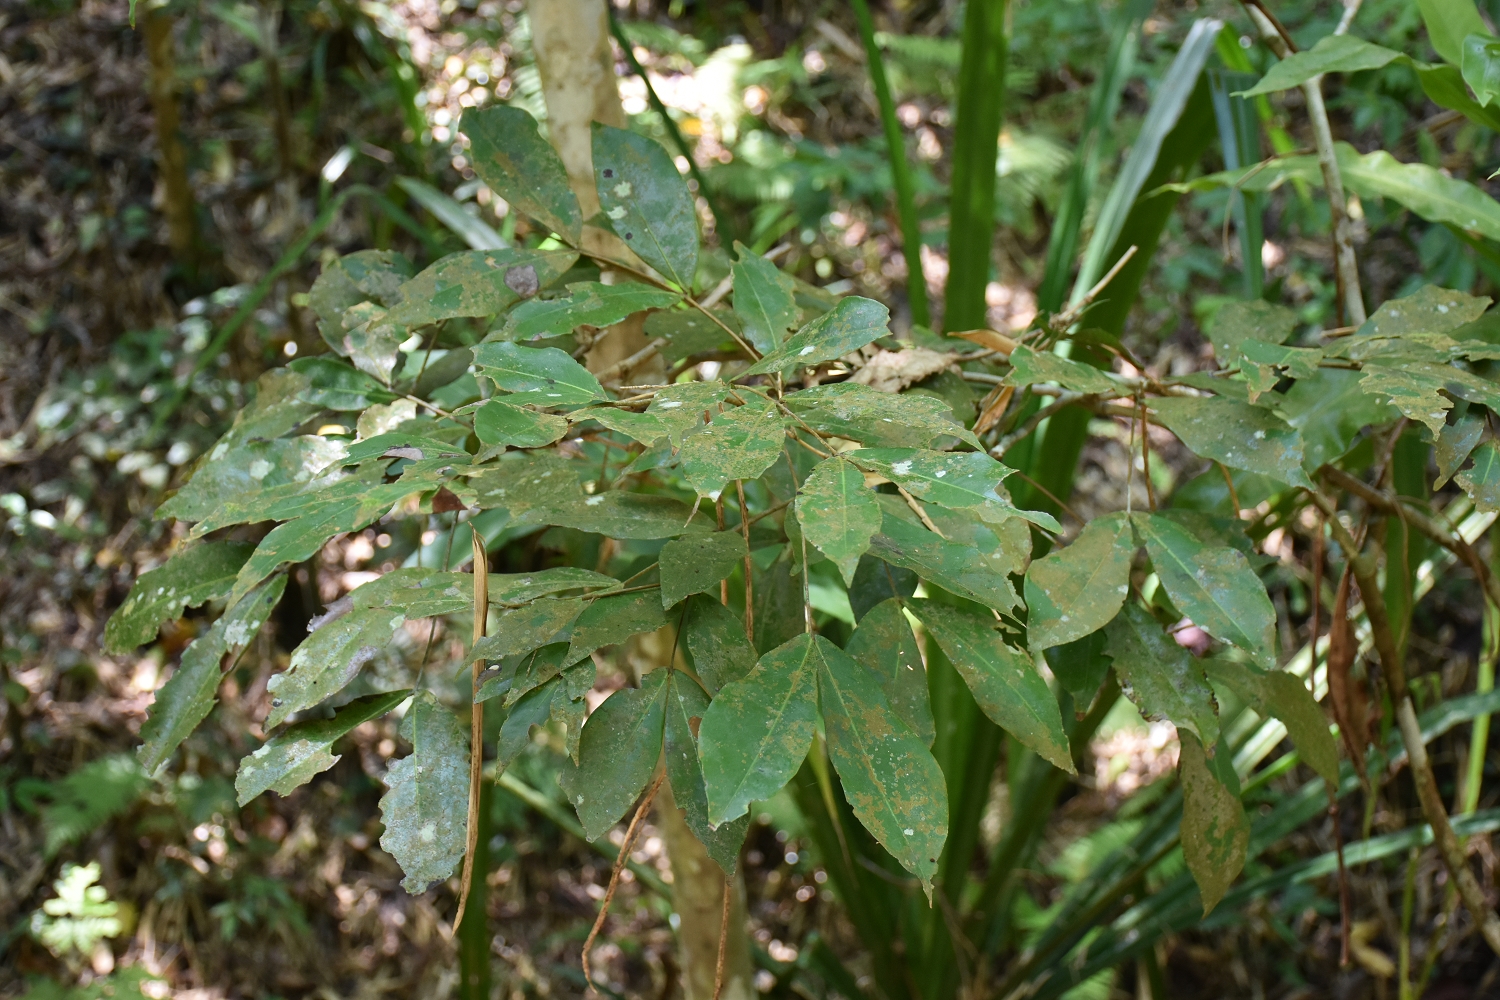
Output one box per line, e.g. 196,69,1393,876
265,608,409,729
105,541,256,654
680,396,785,499
732,242,798,353
1103,602,1220,745
462,105,582,241
818,635,947,896
908,599,1073,772
796,456,881,585
139,576,287,774
1025,511,1134,651
845,598,933,747
387,248,578,327
473,342,606,407
700,633,822,825
236,689,409,806
745,297,891,376
379,692,470,893
1179,730,1248,915
592,123,699,290
659,531,749,607
562,670,668,841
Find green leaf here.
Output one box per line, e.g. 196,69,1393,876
379,692,470,893
1151,395,1312,491
469,598,587,663
105,541,255,653
236,689,409,806
782,382,984,450
1358,284,1493,337
1134,512,1275,666
731,242,798,353
309,250,413,353
501,281,681,339
700,633,823,825
532,491,711,539
1103,602,1220,746
265,608,409,728
1025,511,1133,651
908,599,1074,773
342,432,468,465
189,464,378,536
1274,368,1397,472
565,589,672,662
288,357,398,411
1205,657,1339,786
795,456,882,585
1436,410,1486,488
462,105,582,242
337,303,405,384
1044,629,1112,707
1419,0,1490,65
348,568,470,619
680,396,786,498
744,297,890,377
844,598,934,746
138,575,287,774
592,122,700,290
1236,340,1323,401
1463,33,1500,106
395,176,507,251
848,448,1057,531
387,248,578,328
683,595,755,694
159,435,348,524
659,531,749,607
1360,359,1500,436
817,634,947,896
1178,730,1248,915
1003,344,1118,395
646,308,741,363
1239,34,1401,97
487,567,623,606
1207,299,1298,367
473,399,570,449
664,672,749,876
1457,441,1500,513
473,341,605,407
564,670,668,841
867,496,1024,612
583,380,733,447
848,556,918,622
227,498,384,608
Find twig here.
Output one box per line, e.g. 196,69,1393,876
1309,491,1500,955
1138,399,1157,511
1241,4,1366,325
991,392,1086,457
1006,469,1085,526
1335,0,1363,36
736,480,755,643
897,485,947,539
1329,785,1352,966
713,877,733,1000
1051,245,1138,331
582,772,667,992
595,337,667,386
453,530,490,928
1218,462,1244,519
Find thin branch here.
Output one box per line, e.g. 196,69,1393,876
713,877,733,1000
1051,245,1139,331
453,530,490,928
595,337,667,386
897,484,947,539
991,391,1086,457
736,479,755,643
1308,490,1500,955
582,772,667,992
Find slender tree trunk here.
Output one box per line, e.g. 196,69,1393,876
528,0,662,384
143,2,198,275
657,782,754,1000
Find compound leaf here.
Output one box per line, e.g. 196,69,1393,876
502,281,681,339
732,242,798,353
680,396,785,498
462,105,581,240
664,672,749,876
1152,396,1312,491
472,399,570,449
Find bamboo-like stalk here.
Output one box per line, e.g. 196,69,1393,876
849,0,929,327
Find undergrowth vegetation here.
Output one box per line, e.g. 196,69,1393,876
8,1,1500,999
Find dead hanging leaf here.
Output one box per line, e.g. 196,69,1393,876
849,347,955,393
973,384,1015,436
1326,567,1370,773
431,487,466,513
950,329,1018,355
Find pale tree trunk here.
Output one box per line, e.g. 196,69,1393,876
657,782,754,1000
528,0,662,384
